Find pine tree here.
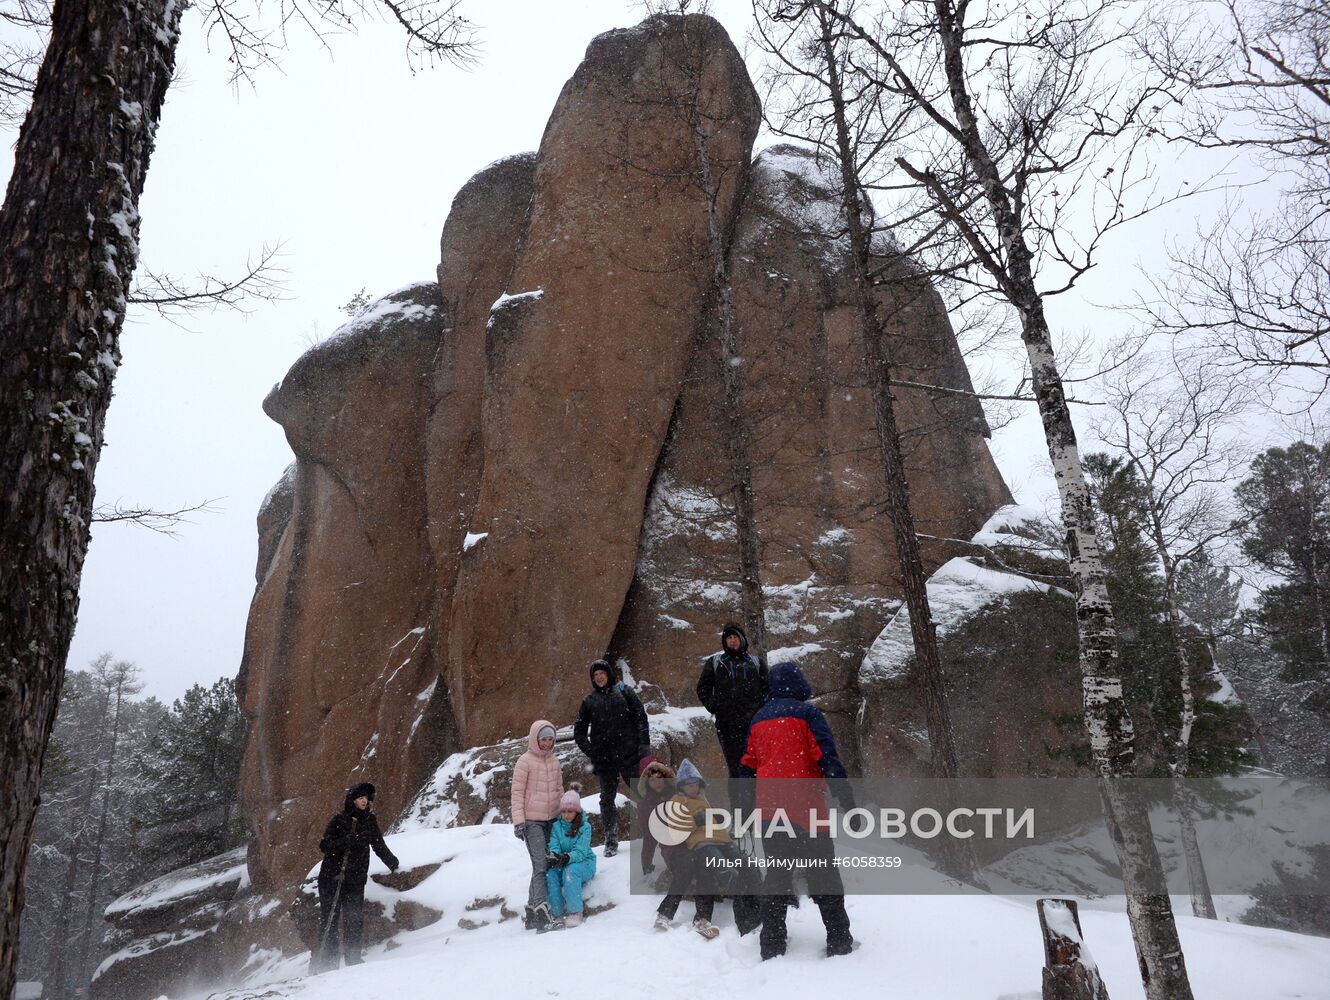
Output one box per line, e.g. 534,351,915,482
1085,454,1174,770
135,678,247,876
1085,455,1250,778
1235,441,1330,708
1175,551,1243,652
18,657,163,995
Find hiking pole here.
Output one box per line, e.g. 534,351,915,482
311,816,358,974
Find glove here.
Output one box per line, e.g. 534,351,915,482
559,852,571,867
545,852,565,869
694,812,710,828
643,862,656,875
514,822,528,840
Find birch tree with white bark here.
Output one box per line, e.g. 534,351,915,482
1096,349,1254,918
779,0,1199,992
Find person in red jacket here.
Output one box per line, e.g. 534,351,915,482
741,661,854,960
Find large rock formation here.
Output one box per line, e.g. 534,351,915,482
237,12,1013,894
857,505,1085,778
426,151,536,746
238,282,454,890
609,146,1012,760
446,16,762,745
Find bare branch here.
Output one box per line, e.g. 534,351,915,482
90,499,223,537
127,242,290,319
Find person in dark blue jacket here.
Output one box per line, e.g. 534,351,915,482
741,661,854,960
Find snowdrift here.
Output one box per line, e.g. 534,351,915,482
201,824,1330,1000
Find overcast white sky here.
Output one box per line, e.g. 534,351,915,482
1,0,1262,702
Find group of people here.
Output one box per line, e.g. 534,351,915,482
313,622,856,969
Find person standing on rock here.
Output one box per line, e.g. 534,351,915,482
313,782,399,972
512,719,564,932
741,661,855,961
697,622,767,825
573,658,649,857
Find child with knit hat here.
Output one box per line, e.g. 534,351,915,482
653,758,730,940
544,782,597,928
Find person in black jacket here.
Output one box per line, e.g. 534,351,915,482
573,659,649,857
312,782,399,971
697,623,768,779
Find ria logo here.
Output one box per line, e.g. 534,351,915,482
647,800,695,847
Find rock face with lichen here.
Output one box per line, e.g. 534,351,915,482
235,12,1014,897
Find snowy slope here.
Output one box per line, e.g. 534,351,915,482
211,825,1330,1000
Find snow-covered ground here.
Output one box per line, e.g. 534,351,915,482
213,825,1330,1000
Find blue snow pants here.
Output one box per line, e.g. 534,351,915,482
546,859,595,916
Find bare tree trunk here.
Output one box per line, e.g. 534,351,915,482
813,1,977,884
1174,776,1216,919
688,22,768,661
76,680,128,983
1146,520,1217,919
0,4,184,997
46,773,97,1000
916,3,1194,993
1038,898,1111,1000
1163,589,1217,919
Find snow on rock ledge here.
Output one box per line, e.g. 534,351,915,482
392,703,719,836
970,503,1064,558
93,848,250,1000
104,847,247,925
860,557,1062,686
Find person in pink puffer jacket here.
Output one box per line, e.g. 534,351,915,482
512,719,564,931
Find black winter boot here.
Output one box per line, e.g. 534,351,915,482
532,902,556,933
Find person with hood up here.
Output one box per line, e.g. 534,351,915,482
544,784,597,928
697,623,768,780
573,658,649,857
512,719,564,931
636,754,677,880
312,782,399,971
652,758,736,940
741,661,855,961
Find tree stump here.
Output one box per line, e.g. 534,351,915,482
1038,898,1110,1000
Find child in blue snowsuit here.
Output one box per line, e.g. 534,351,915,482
545,782,597,928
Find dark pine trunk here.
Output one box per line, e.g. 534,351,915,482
687,21,769,663
76,682,127,983
814,1,978,884
0,4,184,998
